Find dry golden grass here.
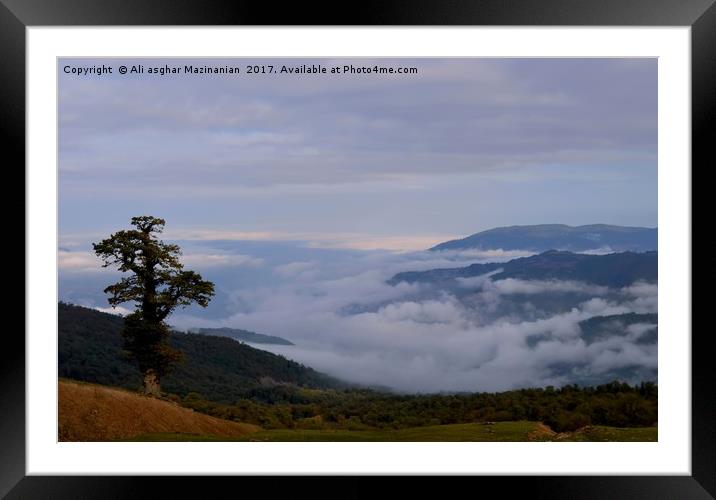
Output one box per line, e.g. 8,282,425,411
58,380,260,441
526,422,557,441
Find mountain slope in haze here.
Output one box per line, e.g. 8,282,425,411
578,313,658,345
58,302,345,404
389,250,657,288
190,327,294,345
431,224,657,253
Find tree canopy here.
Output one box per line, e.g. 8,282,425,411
93,216,215,394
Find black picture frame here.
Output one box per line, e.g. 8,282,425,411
5,0,710,497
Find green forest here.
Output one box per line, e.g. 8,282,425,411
58,302,344,402
178,381,656,433
59,302,657,434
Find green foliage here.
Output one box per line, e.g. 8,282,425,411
59,302,657,434
58,302,142,391
124,422,658,442
120,311,182,378
58,302,344,402
171,378,657,433
92,216,215,390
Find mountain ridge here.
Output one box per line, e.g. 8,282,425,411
389,249,657,288
190,327,294,346
431,224,657,253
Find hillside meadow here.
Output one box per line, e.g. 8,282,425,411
59,303,658,442
125,422,657,442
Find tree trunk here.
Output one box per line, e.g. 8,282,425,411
143,368,161,396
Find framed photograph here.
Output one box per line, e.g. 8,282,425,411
7,0,711,497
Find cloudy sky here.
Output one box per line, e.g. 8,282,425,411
60,57,657,248
59,58,658,392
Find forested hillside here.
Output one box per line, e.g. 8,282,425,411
389,250,657,287
58,302,345,403
58,302,657,433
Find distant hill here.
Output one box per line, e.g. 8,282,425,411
430,224,657,253
578,313,658,345
389,250,657,288
59,380,260,441
190,327,294,346
58,302,345,404
524,312,658,350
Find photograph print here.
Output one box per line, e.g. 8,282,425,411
58,57,658,442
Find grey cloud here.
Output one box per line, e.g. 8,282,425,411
60,58,656,194
168,244,657,392
58,56,658,391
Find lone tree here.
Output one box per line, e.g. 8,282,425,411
93,216,215,395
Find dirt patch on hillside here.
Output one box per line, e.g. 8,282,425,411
553,425,595,440
527,422,557,441
59,380,260,441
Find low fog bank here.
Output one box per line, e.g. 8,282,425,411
152,242,658,393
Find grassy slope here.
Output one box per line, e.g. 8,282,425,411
63,379,656,442
59,380,260,441
559,425,658,442
128,422,657,442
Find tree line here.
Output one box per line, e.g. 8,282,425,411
178,381,657,433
